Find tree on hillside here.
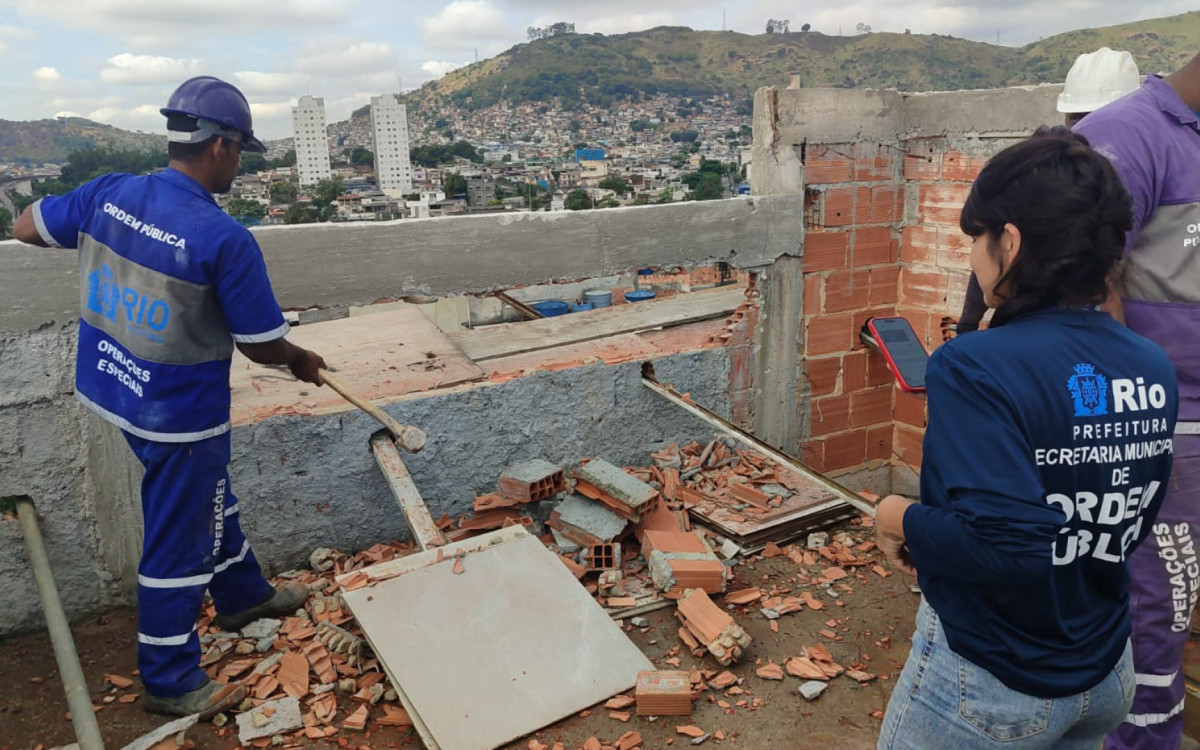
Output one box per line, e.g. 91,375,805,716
226,198,267,220
313,176,345,208
766,19,790,34
564,189,593,210
856,22,873,33
275,149,297,168
444,173,468,197
802,23,811,32
239,153,267,175
343,146,374,167
598,176,630,196
269,180,298,205
528,22,575,40
0,206,12,239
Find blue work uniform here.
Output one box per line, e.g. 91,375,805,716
31,168,290,697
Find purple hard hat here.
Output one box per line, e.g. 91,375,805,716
160,76,266,153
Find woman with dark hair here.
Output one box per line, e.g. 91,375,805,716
875,128,1178,749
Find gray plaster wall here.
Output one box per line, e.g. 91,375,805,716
0,195,803,336
0,338,733,634
0,323,123,636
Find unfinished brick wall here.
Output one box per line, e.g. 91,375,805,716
799,142,904,474
891,140,993,468
800,137,1011,476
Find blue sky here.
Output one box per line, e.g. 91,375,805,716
0,0,1194,140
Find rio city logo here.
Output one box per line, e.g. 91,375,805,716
87,265,170,332
1069,363,1108,417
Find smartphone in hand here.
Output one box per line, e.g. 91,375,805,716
864,317,929,393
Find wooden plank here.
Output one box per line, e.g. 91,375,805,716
492,291,543,320
340,528,653,750
370,434,447,551
452,285,747,362
229,304,484,426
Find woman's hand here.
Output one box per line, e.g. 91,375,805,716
875,494,919,577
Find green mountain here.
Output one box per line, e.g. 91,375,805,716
412,11,1200,110
0,117,166,165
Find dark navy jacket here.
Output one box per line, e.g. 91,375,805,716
905,308,1177,697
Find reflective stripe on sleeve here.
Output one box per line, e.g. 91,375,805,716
1134,671,1178,687
231,321,291,344
32,200,62,248
1124,698,1186,727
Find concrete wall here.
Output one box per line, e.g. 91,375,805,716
0,195,803,336
0,331,732,634
0,198,806,634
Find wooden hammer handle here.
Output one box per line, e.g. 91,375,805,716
320,369,427,453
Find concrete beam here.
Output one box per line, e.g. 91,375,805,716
0,196,804,335
902,85,1064,138
759,83,1063,148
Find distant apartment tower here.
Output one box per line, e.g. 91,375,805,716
370,94,413,198
292,95,331,186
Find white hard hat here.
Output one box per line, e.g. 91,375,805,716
1057,48,1141,114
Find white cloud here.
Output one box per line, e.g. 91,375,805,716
86,103,166,131
100,53,202,85
421,60,467,78
13,0,349,47
233,71,309,96
575,12,679,34
297,41,398,77
249,101,299,120
0,23,36,40
31,66,62,83
423,0,513,53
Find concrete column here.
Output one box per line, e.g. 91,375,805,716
753,255,805,452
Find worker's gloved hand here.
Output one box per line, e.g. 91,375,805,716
288,347,327,385
875,494,918,577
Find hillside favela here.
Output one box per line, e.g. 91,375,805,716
2,3,1200,749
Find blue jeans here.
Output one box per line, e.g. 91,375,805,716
879,600,1135,749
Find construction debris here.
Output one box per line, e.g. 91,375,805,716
676,589,752,666
635,670,693,716
143,446,891,748
119,713,200,750
571,459,660,522
642,530,725,597
236,696,302,744
500,459,566,502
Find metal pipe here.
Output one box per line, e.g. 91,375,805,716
15,496,106,750
640,373,878,518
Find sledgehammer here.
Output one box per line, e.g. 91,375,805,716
319,369,427,453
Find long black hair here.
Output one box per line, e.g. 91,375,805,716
959,126,1133,327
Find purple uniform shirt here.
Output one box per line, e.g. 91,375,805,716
1074,76,1200,421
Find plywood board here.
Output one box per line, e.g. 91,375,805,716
340,527,653,750
230,304,484,425
452,285,746,361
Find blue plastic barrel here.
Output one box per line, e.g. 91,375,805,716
625,290,657,303
571,302,594,313
531,300,569,317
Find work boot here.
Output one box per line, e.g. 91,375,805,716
144,678,247,719
213,582,308,632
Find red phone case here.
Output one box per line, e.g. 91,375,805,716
867,318,927,393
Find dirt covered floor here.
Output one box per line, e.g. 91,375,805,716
0,524,919,750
